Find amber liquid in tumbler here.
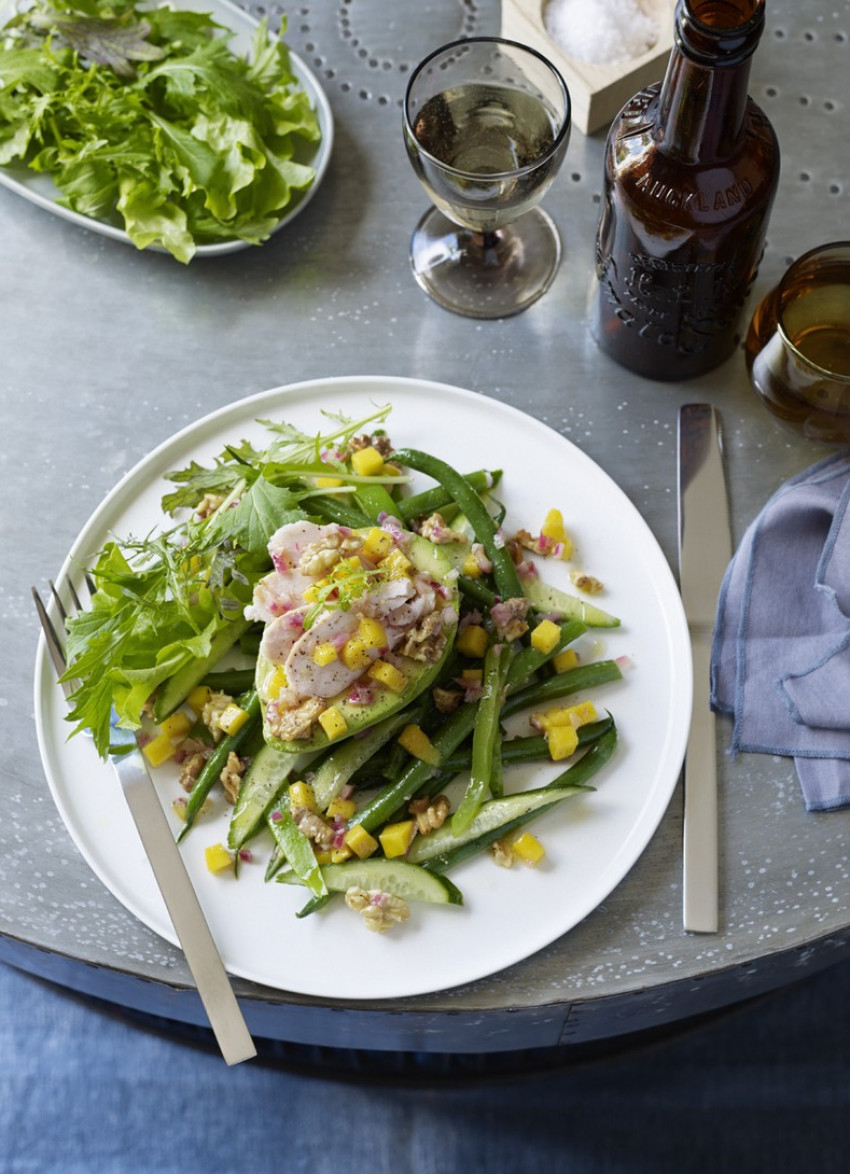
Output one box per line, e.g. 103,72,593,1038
592,0,780,381
745,258,850,442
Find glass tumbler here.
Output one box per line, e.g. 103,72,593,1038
745,242,850,443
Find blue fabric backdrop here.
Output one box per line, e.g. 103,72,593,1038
2,957,848,1173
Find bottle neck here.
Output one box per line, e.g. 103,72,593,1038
656,0,764,158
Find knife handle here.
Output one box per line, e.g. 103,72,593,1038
682,633,719,933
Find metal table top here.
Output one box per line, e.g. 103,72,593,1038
3,0,849,1054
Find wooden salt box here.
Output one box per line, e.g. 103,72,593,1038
501,0,676,135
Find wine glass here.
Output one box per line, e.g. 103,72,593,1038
403,37,571,320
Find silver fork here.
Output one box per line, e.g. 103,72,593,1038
32,578,257,1066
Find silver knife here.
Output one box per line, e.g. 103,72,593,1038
107,718,257,1065
677,404,731,934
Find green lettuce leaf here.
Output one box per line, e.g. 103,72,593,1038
0,1,322,260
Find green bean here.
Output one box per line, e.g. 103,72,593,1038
458,574,499,610
435,717,614,778
202,668,256,693
452,642,511,834
392,448,524,600
177,690,261,840
355,482,399,522
505,619,587,689
420,726,618,874
352,701,480,833
503,660,623,718
397,470,502,524
437,734,546,774
347,619,589,830
308,495,373,529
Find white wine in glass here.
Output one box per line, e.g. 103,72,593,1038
403,38,571,319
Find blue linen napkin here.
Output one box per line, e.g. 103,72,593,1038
711,451,850,811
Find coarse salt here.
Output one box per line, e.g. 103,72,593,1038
543,0,659,65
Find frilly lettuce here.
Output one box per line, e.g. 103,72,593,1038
0,0,321,261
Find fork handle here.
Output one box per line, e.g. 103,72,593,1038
115,751,257,1065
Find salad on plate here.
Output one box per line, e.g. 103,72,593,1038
0,0,326,260
61,405,626,934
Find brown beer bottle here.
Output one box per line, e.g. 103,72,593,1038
591,0,780,381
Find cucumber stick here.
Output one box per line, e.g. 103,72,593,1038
308,710,411,810
153,618,251,720
523,577,620,629
407,787,580,866
279,858,464,906
266,804,328,899
228,744,318,851
409,727,617,871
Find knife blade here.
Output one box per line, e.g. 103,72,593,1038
677,403,731,934
109,721,256,1065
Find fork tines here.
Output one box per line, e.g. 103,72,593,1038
32,580,86,698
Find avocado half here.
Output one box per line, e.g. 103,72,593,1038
256,531,459,753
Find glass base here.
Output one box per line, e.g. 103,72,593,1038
409,207,562,320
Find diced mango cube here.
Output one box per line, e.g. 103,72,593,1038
548,724,580,761
312,641,339,666
361,527,394,563
265,665,289,699
381,548,412,579
315,475,344,488
541,509,574,559
350,446,385,477
541,508,566,542
204,843,234,874
174,797,210,823
460,668,483,684
461,553,482,578
530,619,561,654
318,706,348,741
398,724,441,766
142,732,177,767
344,824,378,859
565,700,598,728
160,711,191,740
511,832,545,866
341,637,372,672
186,685,212,717
331,847,353,863
289,780,317,812
303,575,330,604
314,849,334,866
358,616,387,649
553,648,579,673
379,820,416,859
326,797,357,821
368,659,407,693
218,703,249,736
456,624,488,657
531,708,564,731
538,702,597,732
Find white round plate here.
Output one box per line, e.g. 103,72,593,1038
0,0,333,257
34,376,691,1000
